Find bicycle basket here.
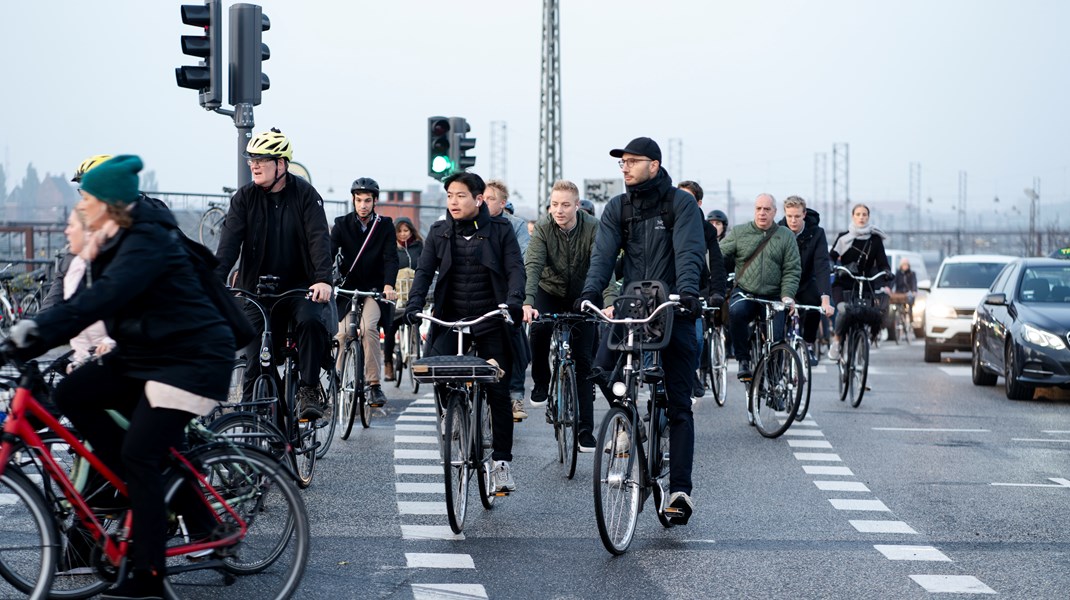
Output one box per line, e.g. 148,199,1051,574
606,279,674,352
411,354,502,383
394,267,415,310
843,294,885,331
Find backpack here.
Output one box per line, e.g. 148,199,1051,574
620,190,677,242
170,229,257,349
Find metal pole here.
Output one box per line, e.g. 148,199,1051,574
234,103,254,189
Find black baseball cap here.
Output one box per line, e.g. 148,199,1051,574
609,137,661,162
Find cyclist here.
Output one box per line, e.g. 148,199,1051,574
484,180,531,420
214,128,334,419
524,179,602,451
679,181,727,398
402,172,526,493
382,217,424,380
577,137,705,524
718,193,801,383
707,209,729,242
11,155,233,600
706,208,732,356
332,177,398,407
828,202,892,359
778,196,833,365
579,198,596,217
893,257,918,323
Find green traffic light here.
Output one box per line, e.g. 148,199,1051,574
431,155,453,174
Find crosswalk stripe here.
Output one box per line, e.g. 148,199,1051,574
794,452,842,461
401,526,464,541
405,553,475,569
829,498,890,511
849,520,917,534
908,575,995,594
814,481,870,492
398,501,447,515
803,465,854,476
411,583,486,599
396,482,443,494
874,545,950,561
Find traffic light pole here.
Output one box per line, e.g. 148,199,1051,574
212,103,254,189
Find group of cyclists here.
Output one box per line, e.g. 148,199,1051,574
6,132,920,598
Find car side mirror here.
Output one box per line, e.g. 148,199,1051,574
919,284,931,292
983,292,1007,306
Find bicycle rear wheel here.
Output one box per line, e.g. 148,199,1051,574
710,327,727,407
790,338,812,422
593,406,640,555
207,412,287,463
837,335,852,403
442,393,470,533
408,326,421,394
198,206,227,252
558,364,579,480
476,388,497,510
163,445,309,600
649,393,673,529
0,468,59,600
849,328,870,408
284,362,317,489
315,342,340,459
353,342,371,430
751,345,803,438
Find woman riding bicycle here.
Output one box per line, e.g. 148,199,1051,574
828,203,892,359
9,155,236,600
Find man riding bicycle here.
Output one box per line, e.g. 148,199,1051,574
719,193,801,383
332,177,398,408
214,128,334,420
403,172,526,493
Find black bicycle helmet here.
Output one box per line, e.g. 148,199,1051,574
350,177,380,199
579,199,595,216
707,209,728,226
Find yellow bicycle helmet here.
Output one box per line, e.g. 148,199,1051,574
245,127,293,161
71,154,113,183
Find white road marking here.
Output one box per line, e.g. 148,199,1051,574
908,575,996,594
397,415,437,422
991,477,1070,488
405,553,475,569
398,501,447,515
404,407,438,414
396,424,437,432
872,427,990,432
1042,430,1070,434
1012,438,1070,443
395,465,442,475
783,429,825,437
938,366,971,377
394,449,441,460
395,435,438,444
787,439,833,449
810,365,829,374
815,481,870,492
829,498,890,511
849,520,917,534
803,465,854,476
0,494,17,505
874,545,950,561
401,526,464,541
411,584,486,599
395,482,443,494
412,398,435,405
793,419,820,427
794,452,842,461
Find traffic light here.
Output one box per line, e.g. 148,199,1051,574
450,117,477,172
175,1,221,109
230,3,271,106
428,117,452,179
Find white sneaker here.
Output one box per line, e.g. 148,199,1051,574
511,400,528,421
666,491,695,525
604,428,631,457
827,345,840,360
490,460,516,492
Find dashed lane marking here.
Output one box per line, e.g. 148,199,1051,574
937,366,971,377
849,520,918,534
1012,438,1070,443
395,435,438,444
803,465,854,476
395,465,441,475
874,545,951,561
394,449,442,460
782,429,826,436
398,501,448,515
396,424,437,432
908,575,996,594
814,481,870,492
411,583,487,599
405,553,475,569
787,439,834,449
397,415,437,422
829,498,890,511
793,452,842,461
991,477,1070,488
403,407,438,414
872,427,989,432
401,525,464,541
395,482,443,494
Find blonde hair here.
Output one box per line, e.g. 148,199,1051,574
485,179,509,201
784,196,807,211
551,179,579,197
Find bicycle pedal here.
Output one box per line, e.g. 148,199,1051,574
662,506,684,516
513,417,525,423
492,490,511,497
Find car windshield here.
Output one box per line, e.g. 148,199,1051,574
1018,266,1070,303
937,262,1007,289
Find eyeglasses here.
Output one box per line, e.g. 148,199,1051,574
246,157,276,167
618,158,651,168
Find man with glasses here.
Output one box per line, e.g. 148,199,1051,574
577,137,706,525
215,128,334,420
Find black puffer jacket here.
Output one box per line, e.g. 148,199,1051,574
582,168,705,298
214,173,333,291
32,197,234,400
778,208,831,300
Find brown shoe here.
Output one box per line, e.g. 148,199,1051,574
384,362,395,381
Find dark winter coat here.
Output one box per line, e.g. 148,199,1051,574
524,210,600,304
331,211,398,314
701,218,728,298
582,168,705,299
829,231,892,302
214,173,333,292
32,197,234,400
41,251,74,312
778,208,831,301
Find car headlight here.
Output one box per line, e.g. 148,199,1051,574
926,303,956,320
1022,323,1067,351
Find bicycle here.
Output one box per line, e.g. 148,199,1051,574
0,264,31,340
0,347,310,599
531,312,590,480
391,267,423,394
410,305,512,535
732,292,805,438
888,291,914,345
785,303,824,422
198,201,228,252
580,285,680,555
832,267,888,408
335,287,390,437
699,301,727,407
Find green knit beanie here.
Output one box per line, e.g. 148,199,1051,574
79,154,143,205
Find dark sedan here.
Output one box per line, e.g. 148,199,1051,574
971,258,1070,400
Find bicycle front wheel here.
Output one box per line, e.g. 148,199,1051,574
408,326,422,394
751,345,803,438
285,362,317,489
849,327,870,408
163,445,309,600
0,468,58,600
710,327,727,407
593,406,640,555
791,338,812,422
339,343,358,440
353,342,371,430
476,388,497,510
558,363,579,480
315,343,340,459
442,393,471,534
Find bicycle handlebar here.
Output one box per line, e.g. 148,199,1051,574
414,304,514,328
229,287,313,302
531,312,590,325
730,291,793,312
334,287,396,305
834,266,889,282
580,299,678,325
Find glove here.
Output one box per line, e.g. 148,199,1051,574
402,307,422,326
707,293,725,308
679,293,702,316
573,291,603,313
506,304,523,325
10,319,39,349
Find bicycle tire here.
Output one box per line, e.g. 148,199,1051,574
711,327,727,407
227,359,247,405
198,206,227,252
408,326,421,394
649,391,674,529
476,386,497,510
0,467,59,600
315,342,340,459
751,344,803,438
354,341,371,429
442,392,470,534
284,361,317,489
339,342,358,440
392,346,403,389
850,327,870,408
207,412,288,464
837,334,852,403
791,338,812,422
559,363,579,480
593,406,640,555
162,445,309,600
18,291,41,319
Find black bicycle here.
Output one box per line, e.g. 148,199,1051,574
335,287,389,437
733,293,804,438
531,313,589,480
699,300,727,407
833,267,888,408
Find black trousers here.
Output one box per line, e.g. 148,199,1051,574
241,297,329,399
528,289,595,434
429,325,514,462
55,358,210,573
795,286,824,344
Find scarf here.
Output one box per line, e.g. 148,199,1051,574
834,223,887,256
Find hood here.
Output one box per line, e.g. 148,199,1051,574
777,208,821,235
396,216,415,230
1016,302,1070,336
132,194,179,229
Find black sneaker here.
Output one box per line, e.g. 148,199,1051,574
666,491,694,525
530,386,548,408
296,385,324,420
691,374,705,399
578,430,596,453
737,360,753,381
367,384,387,408
806,344,819,367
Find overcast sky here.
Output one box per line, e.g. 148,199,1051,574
2,1,1068,228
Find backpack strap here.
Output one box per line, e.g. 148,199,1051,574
620,189,677,242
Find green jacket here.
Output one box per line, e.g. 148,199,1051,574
524,211,600,304
720,221,801,298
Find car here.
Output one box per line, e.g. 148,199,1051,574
924,254,1016,363
884,249,931,338
971,257,1070,399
